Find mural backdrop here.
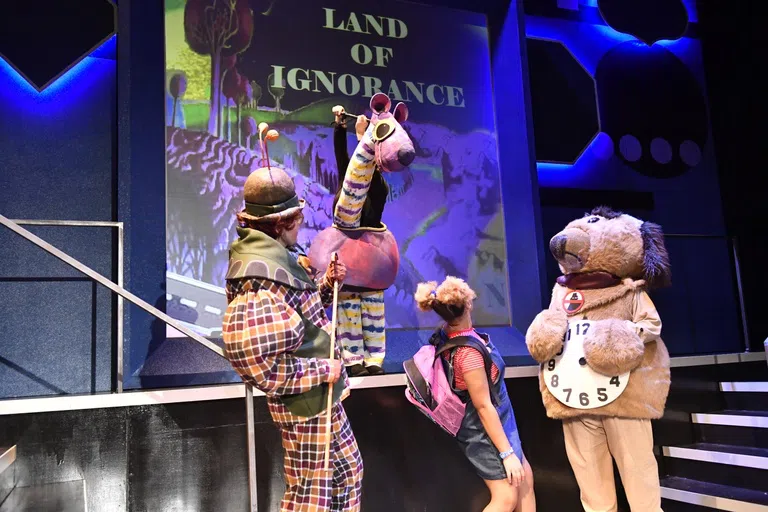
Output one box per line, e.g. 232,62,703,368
164,0,512,337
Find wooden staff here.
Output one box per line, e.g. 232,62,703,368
323,252,340,472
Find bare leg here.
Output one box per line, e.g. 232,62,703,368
483,478,518,512
515,457,536,512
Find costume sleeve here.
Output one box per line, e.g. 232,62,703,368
631,290,662,344
317,274,335,307
334,122,351,188
223,289,331,396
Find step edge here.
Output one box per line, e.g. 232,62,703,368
663,446,768,470
692,413,768,429
721,383,768,393
0,446,16,477
661,483,768,512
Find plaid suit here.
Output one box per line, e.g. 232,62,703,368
224,277,363,511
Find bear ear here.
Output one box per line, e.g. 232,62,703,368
640,221,671,289
370,93,391,114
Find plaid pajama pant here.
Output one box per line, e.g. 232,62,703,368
279,403,363,511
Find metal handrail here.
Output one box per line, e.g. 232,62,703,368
11,219,126,392
1,214,224,359
0,214,258,511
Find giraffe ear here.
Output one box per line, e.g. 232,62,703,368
370,93,391,114
393,102,409,123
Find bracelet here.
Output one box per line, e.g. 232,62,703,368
499,448,515,460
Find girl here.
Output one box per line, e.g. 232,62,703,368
415,277,536,512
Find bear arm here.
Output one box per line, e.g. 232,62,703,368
583,319,644,376
526,308,568,363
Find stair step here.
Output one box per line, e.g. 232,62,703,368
692,411,768,429
661,476,768,511
720,384,768,412
662,444,768,493
0,480,86,512
0,446,15,477
663,443,768,470
0,446,15,507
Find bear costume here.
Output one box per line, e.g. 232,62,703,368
526,207,672,512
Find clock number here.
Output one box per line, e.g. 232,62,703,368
610,376,621,387
597,388,608,402
581,322,590,335
551,375,559,388
566,327,572,341
563,388,572,402
579,393,589,406
547,359,556,371
556,344,564,356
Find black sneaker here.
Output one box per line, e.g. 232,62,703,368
366,365,385,376
347,364,369,377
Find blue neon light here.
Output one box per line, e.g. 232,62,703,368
0,35,116,110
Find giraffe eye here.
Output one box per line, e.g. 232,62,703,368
373,119,396,142
587,217,600,224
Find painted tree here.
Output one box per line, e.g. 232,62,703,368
250,80,262,109
241,115,257,154
267,72,286,113
184,0,254,135
218,55,238,139
222,69,241,141
234,79,253,145
168,71,187,128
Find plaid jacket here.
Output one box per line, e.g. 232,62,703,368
223,276,349,426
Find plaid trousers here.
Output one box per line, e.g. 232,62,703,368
279,403,363,511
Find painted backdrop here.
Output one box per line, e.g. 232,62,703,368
164,0,512,336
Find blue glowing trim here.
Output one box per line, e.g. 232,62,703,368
536,134,603,174
0,34,116,96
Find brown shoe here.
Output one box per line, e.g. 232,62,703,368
347,364,369,377
366,365,385,376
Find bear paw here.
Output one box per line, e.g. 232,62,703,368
583,319,644,376
526,309,568,363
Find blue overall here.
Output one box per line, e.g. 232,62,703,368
441,330,524,481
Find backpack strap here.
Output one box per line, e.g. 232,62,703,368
436,334,501,407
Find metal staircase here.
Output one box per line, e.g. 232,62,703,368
661,380,768,511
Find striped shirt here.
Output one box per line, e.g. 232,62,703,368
444,329,500,391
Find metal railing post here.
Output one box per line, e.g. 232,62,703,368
246,384,258,511
730,236,750,352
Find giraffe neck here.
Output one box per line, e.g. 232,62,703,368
333,128,377,228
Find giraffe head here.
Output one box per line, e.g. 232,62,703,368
368,93,415,172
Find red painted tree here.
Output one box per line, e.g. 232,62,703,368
184,0,254,135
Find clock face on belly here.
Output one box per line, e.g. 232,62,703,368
543,320,630,410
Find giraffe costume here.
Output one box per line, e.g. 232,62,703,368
309,93,415,375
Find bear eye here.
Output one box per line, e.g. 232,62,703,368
587,217,600,224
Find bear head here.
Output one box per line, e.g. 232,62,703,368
549,206,671,288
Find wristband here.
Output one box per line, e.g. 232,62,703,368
499,448,515,460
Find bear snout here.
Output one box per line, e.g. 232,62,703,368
550,234,567,259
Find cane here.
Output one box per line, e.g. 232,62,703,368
323,252,341,473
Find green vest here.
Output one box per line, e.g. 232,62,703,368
226,227,346,418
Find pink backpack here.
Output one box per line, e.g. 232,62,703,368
404,333,497,437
